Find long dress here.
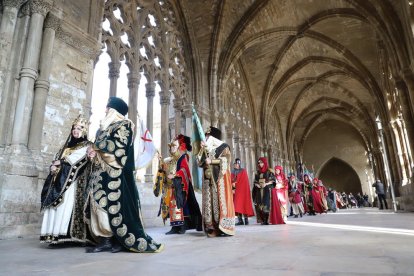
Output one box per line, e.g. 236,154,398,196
40,140,91,244
197,136,235,236
86,119,163,252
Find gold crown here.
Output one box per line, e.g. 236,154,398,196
72,115,89,135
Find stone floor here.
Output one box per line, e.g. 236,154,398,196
1,208,414,275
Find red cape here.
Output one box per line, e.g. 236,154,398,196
232,169,255,216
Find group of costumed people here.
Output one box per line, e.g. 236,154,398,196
40,97,163,253
39,96,332,253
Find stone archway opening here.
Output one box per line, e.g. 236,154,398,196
318,157,362,195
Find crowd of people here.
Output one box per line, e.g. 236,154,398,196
39,96,385,254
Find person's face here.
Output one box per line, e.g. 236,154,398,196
169,140,179,154
275,169,281,174
304,175,309,181
72,124,83,138
234,162,240,169
258,160,264,168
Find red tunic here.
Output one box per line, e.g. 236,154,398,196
231,169,255,216
269,189,285,224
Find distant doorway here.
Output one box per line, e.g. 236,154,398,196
318,158,361,194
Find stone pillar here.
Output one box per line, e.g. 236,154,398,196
28,12,60,152
0,0,26,95
0,2,30,147
127,72,140,130
239,137,246,168
268,146,273,168
244,137,252,180
233,136,241,160
218,112,227,143
11,0,51,147
183,105,192,138
145,82,155,181
173,97,182,137
250,142,257,186
225,124,234,155
108,60,121,97
159,90,170,157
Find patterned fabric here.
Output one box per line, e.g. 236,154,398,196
198,141,235,236
40,142,91,244
87,119,163,253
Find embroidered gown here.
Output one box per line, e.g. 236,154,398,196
197,136,235,236
86,119,163,252
40,140,91,244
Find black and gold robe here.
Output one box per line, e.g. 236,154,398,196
86,119,163,253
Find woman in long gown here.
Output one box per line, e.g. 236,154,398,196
40,116,92,245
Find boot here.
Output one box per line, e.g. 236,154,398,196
86,237,112,253
261,214,269,225
244,217,249,225
177,225,186,234
165,226,180,235
236,215,244,226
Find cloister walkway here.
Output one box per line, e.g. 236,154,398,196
1,208,413,275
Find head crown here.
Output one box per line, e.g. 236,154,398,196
72,115,89,136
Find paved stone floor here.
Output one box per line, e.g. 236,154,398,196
1,208,414,275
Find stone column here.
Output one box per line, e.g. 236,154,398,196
28,12,60,152
145,82,156,182
183,105,192,138
233,136,241,160
127,72,140,130
225,124,234,156
108,60,121,97
0,0,26,95
159,90,170,157
11,0,51,147
218,112,227,143
173,97,182,137
244,136,252,179
239,137,246,168
0,3,30,147
268,146,273,168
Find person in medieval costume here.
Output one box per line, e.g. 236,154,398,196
155,134,202,234
252,157,284,225
288,174,304,218
311,177,325,214
303,174,316,215
85,97,163,253
197,126,235,237
317,179,329,211
40,115,93,245
231,158,255,225
274,165,288,221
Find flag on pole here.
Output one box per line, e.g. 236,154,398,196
134,116,157,170
191,103,205,191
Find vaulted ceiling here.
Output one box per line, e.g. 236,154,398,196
176,0,410,157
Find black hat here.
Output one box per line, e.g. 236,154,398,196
234,158,241,164
107,97,128,116
205,126,222,140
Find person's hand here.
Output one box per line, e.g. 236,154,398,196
200,141,206,148
167,174,174,180
255,183,261,188
205,158,212,165
50,165,58,172
52,160,61,166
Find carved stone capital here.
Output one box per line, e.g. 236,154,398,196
44,12,61,30
159,91,171,105
145,83,156,98
108,61,121,78
30,0,52,17
127,72,140,89
3,0,27,9
173,98,182,110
